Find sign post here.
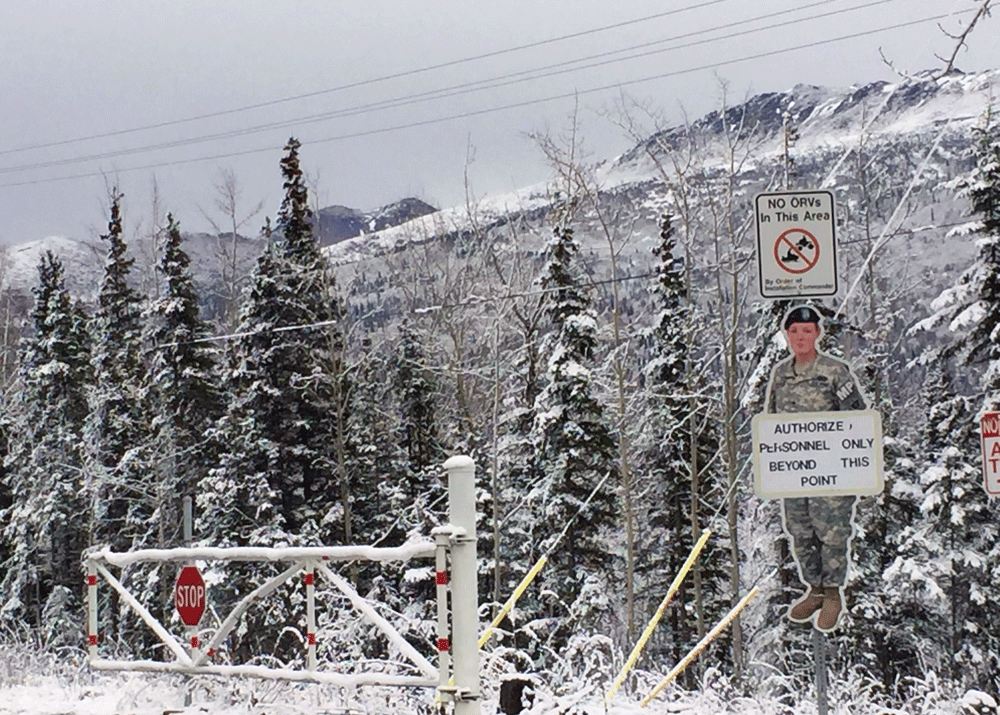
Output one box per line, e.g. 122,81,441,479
979,412,1000,496
755,190,838,299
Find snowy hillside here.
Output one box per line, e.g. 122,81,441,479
329,70,997,324
3,71,994,317
332,70,998,261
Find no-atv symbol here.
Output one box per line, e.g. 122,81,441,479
774,228,819,274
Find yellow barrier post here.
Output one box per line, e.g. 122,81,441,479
605,529,712,703
479,555,548,648
641,587,759,707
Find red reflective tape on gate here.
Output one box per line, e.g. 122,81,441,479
207,648,215,657
87,575,97,586
88,634,98,646
308,633,317,645
304,573,314,586
437,638,450,652
191,636,199,649
436,571,448,585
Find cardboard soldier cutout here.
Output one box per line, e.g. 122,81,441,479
764,306,867,632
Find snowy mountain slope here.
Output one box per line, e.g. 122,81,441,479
333,70,996,250
0,235,106,301
328,70,998,322
314,198,437,247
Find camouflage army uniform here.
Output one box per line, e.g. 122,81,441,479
766,352,866,588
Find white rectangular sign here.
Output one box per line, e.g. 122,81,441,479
755,190,838,299
980,412,1000,496
752,410,883,498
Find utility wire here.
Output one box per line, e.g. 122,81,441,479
0,8,968,190
0,0,897,176
0,0,738,157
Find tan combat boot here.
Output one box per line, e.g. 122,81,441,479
815,587,843,632
788,587,825,622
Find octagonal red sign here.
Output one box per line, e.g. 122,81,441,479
175,565,206,627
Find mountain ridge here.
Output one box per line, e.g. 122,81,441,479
2,69,997,311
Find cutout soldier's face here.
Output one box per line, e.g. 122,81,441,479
786,322,820,363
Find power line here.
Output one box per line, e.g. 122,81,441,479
0,0,902,177
0,0,738,158
0,9,972,191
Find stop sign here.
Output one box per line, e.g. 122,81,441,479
175,565,206,627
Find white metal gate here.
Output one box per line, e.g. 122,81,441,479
85,456,480,714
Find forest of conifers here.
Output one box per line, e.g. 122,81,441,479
1,74,999,710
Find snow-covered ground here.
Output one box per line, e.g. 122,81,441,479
1,652,996,715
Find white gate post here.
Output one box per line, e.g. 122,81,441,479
87,558,98,661
444,455,480,715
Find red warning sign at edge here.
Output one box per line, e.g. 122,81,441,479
979,412,1000,495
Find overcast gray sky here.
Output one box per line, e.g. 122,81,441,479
1,0,997,245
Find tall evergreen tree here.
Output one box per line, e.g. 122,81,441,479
906,105,1000,691
968,104,1000,409
146,214,225,543
1,252,92,645
345,335,406,545
873,364,985,688
203,137,347,542
633,214,727,676
199,138,347,663
393,319,446,500
87,190,152,553
120,214,228,655
530,220,618,634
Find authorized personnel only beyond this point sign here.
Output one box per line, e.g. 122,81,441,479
979,412,1000,496
755,190,838,299
752,410,883,498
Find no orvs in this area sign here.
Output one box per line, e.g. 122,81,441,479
755,190,838,300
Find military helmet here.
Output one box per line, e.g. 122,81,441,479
783,305,821,330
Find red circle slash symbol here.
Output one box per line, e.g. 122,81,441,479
774,228,819,274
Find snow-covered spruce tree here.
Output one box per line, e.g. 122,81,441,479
86,191,159,649
339,333,406,632
632,214,728,680
344,335,405,548
907,103,1000,692
529,218,618,647
88,190,153,553
393,318,446,502
384,322,446,597
867,363,975,691
0,252,92,645
146,214,225,538
199,138,347,664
